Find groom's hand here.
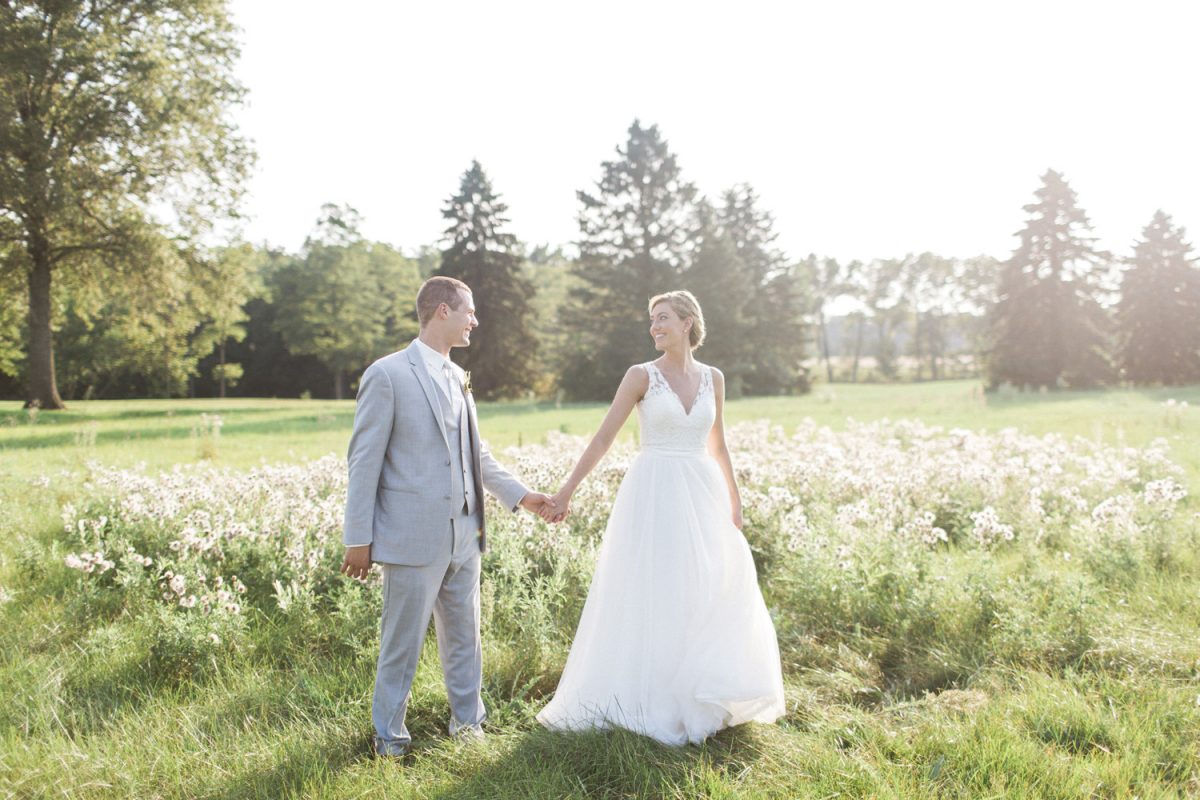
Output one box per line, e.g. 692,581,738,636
519,491,557,521
340,544,371,580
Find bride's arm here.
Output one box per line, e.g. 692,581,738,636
706,368,744,529
550,366,648,513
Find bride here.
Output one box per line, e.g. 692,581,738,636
536,290,786,746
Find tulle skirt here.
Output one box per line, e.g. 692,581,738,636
536,448,787,745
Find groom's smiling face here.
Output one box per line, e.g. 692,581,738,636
448,289,478,348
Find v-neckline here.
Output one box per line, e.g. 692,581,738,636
653,363,705,417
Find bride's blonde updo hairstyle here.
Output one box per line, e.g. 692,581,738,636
648,290,706,351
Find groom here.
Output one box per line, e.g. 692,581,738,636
340,276,555,757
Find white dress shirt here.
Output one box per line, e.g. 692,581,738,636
414,337,462,415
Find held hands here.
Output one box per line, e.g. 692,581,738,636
732,503,744,530
518,490,572,523
519,491,561,523
547,488,572,524
340,544,371,580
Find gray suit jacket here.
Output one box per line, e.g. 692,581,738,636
343,342,528,566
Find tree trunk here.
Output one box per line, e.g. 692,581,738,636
25,241,65,409
877,320,891,379
218,341,227,398
913,314,925,381
930,318,941,380
851,315,865,382
333,368,344,401
817,310,834,383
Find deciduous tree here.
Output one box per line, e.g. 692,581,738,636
0,0,253,408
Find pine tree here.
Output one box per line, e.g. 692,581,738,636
684,200,752,394
1116,211,1200,385
437,161,537,399
717,185,808,394
987,170,1113,390
561,121,697,399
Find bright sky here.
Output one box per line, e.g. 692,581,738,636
230,0,1200,265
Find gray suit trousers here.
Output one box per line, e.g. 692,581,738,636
373,511,485,750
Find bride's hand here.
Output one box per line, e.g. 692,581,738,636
549,489,572,523
731,505,744,530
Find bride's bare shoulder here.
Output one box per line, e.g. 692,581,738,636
624,363,652,386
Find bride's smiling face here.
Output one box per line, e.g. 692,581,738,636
649,302,690,351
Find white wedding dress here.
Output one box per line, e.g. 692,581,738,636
536,362,786,746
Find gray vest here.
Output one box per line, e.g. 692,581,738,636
436,374,480,520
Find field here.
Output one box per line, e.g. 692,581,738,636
1,381,1198,798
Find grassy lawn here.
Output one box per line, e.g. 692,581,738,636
1,380,1198,799
5,379,1198,482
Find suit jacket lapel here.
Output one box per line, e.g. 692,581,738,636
404,343,451,450
464,390,487,544
466,390,481,466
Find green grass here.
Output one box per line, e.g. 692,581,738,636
5,379,1198,482
2,380,1199,798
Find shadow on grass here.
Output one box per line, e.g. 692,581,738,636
198,723,365,800
982,387,1110,409
0,411,356,451
54,629,234,739
475,401,608,420
0,404,285,426
982,383,1200,410
428,723,772,800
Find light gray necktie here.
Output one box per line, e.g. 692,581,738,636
442,363,461,416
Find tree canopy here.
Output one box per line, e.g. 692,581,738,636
0,0,253,407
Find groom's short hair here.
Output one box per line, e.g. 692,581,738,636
416,276,471,326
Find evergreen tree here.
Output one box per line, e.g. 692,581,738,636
437,161,537,399
685,200,752,394
561,121,697,400
987,170,1113,389
718,185,809,394
1116,211,1200,384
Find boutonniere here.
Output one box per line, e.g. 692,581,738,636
462,370,472,395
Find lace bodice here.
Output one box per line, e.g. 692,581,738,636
637,362,715,455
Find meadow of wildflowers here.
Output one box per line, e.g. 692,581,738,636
4,402,1199,798
54,420,1193,680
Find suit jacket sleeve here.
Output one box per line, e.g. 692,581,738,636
479,436,529,512
343,362,395,547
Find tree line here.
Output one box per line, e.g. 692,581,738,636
3,3,1198,407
